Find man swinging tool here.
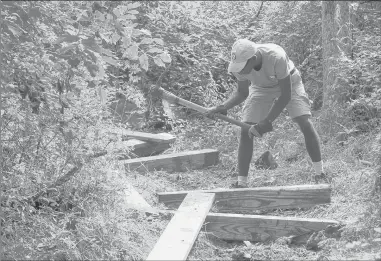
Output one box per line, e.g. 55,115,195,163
206,39,329,188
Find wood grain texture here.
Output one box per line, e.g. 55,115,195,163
123,149,219,173
119,139,172,158
203,213,340,242
124,182,157,213
146,192,215,261
158,184,331,212
122,131,176,143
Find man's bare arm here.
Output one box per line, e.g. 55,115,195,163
222,79,250,110
264,75,291,123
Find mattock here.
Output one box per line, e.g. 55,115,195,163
152,87,253,134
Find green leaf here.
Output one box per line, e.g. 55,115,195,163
153,38,164,45
98,86,107,105
114,20,124,32
101,48,113,56
3,43,14,52
139,53,149,71
55,35,80,44
119,5,128,13
140,29,151,36
88,81,96,88
124,14,136,20
84,49,97,63
127,10,139,15
106,13,113,20
68,58,81,68
127,45,139,60
98,64,106,79
113,9,121,17
6,24,22,38
111,33,121,44
148,47,162,54
5,20,26,35
102,56,118,66
84,61,99,77
127,2,141,9
95,10,105,21
122,36,131,47
140,38,153,45
153,56,165,67
57,43,77,55
28,7,42,18
82,38,102,53
160,53,171,63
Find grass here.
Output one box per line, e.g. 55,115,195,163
127,114,381,261
2,113,380,260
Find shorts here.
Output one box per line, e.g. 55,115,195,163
242,69,311,123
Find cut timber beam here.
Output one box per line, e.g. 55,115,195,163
146,192,215,261
121,139,172,158
158,184,331,212
203,213,340,243
124,181,157,213
123,149,219,173
122,131,176,143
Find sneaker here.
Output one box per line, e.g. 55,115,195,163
230,181,248,188
314,172,332,184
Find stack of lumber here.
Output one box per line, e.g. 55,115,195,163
119,131,176,158
115,129,342,261
146,184,340,260
120,130,219,172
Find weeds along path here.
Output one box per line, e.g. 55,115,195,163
125,123,381,261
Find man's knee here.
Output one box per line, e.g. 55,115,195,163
240,122,255,137
293,115,313,133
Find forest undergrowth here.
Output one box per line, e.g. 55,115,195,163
6,112,381,261
2,1,381,260
129,113,381,261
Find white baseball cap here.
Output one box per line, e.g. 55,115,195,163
228,39,258,73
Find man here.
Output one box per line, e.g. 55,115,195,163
207,39,328,188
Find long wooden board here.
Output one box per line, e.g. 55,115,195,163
122,130,176,143
203,213,340,242
123,181,157,213
124,149,219,172
158,184,331,212
119,139,172,158
146,192,215,261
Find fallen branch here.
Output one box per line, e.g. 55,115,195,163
246,1,265,28
26,150,106,203
28,163,83,203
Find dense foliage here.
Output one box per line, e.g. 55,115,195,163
1,1,380,260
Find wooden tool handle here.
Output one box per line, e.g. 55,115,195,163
157,88,251,130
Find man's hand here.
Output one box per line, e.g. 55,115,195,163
205,105,228,119
248,119,273,139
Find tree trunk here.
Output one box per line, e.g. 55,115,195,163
322,1,351,110
337,1,351,56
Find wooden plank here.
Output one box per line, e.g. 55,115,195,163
124,182,158,213
146,192,215,261
203,213,340,242
122,130,176,143
118,139,172,158
158,184,331,212
123,149,219,173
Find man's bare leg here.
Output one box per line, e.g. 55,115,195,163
293,115,326,180
236,122,255,187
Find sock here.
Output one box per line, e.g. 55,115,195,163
238,176,248,186
313,161,324,175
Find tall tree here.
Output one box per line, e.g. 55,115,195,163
322,1,351,109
